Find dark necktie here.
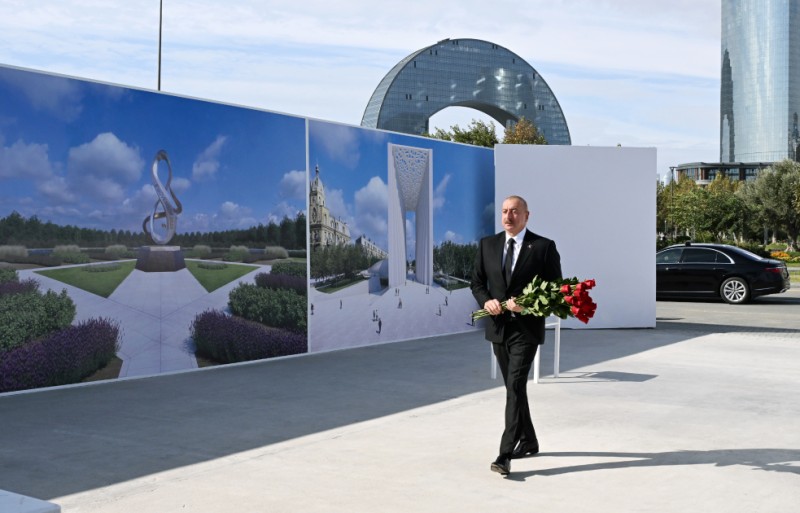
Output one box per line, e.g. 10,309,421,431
504,238,515,283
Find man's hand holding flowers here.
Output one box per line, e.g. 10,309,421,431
473,277,597,324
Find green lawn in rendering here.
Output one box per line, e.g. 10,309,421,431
36,261,136,298
185,260,260,292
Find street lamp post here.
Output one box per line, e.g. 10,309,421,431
669,166,676,239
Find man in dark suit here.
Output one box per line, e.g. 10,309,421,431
471,195,562,475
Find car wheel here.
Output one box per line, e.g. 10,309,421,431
720,277,750,304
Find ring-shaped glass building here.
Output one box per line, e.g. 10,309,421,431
361,38,571,144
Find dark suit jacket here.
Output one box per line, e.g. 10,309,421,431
471,229,562,344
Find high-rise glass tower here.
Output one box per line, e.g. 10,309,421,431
721,0,800,162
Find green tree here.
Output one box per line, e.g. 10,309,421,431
502,117,547,145
738,159,800,249
427,119,498,147
294,212,306,250
705,175,747,242
279,216,296,249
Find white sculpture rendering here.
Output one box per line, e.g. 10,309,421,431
387,143,433,288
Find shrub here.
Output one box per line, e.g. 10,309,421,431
198,262,227,270
254,272,307,295
0,318,120,393
269,261,307,278
53,245,89,264
263,246,289,260
0,245,27,260
228,283,307,332
287,249,307,259
104,245,130,259
224,245,252,263
192,244,212,258
84,263,121,273
0,267,18,284
0,288,76,352
0,278,40,296
191,310,307,364
770,251,791,261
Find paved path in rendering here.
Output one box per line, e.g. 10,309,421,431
309,278,476,352
20,262,266,377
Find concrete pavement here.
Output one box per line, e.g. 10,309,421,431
0,290,798,512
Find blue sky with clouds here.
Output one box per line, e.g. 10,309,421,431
309,120,494,257
0,0,722,181
0,65,306,233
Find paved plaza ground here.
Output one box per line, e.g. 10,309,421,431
0,289,798,512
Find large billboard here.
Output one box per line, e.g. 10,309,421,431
307,120,494,352
0,65,308,392
0,65,494,394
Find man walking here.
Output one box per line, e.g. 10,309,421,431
470,195,562,475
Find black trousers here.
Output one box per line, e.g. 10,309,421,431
493,322,538,457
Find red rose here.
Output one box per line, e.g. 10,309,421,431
583,279,596,288
560,284,572,294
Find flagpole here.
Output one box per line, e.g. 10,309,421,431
157,0,163,91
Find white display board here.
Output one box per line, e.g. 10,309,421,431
494,145,656,329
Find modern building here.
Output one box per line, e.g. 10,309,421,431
672,161,773,185
720,0,800,163
354,235,388,261
309,165,351,249
361,38,570,144
674,1,800,183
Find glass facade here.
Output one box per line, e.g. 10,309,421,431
675,162,772,183
721,0,800,162
361,38,570,145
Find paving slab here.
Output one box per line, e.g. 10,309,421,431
0,291,798,512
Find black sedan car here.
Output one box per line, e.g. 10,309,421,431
656,242,791,304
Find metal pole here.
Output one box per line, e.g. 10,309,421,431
158,0,163,91
670,167,675,239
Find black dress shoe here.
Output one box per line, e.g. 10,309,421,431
490,455,510,475
511,440,540,459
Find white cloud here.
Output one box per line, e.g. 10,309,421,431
0,139,53,179
324,187,350,223
68,132,142,182
279,169,307,200
170,177,191,193
66,132,143,204
444,230,462,243
433,173,451,210
192,135,228,181
37,175,75,203
354,176,387,238
314,122,360,168
266,201,302,225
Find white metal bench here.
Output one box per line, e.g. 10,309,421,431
490,316,561,383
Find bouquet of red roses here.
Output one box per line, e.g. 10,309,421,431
472,276,597,324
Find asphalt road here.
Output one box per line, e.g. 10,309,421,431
657,286,800,331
